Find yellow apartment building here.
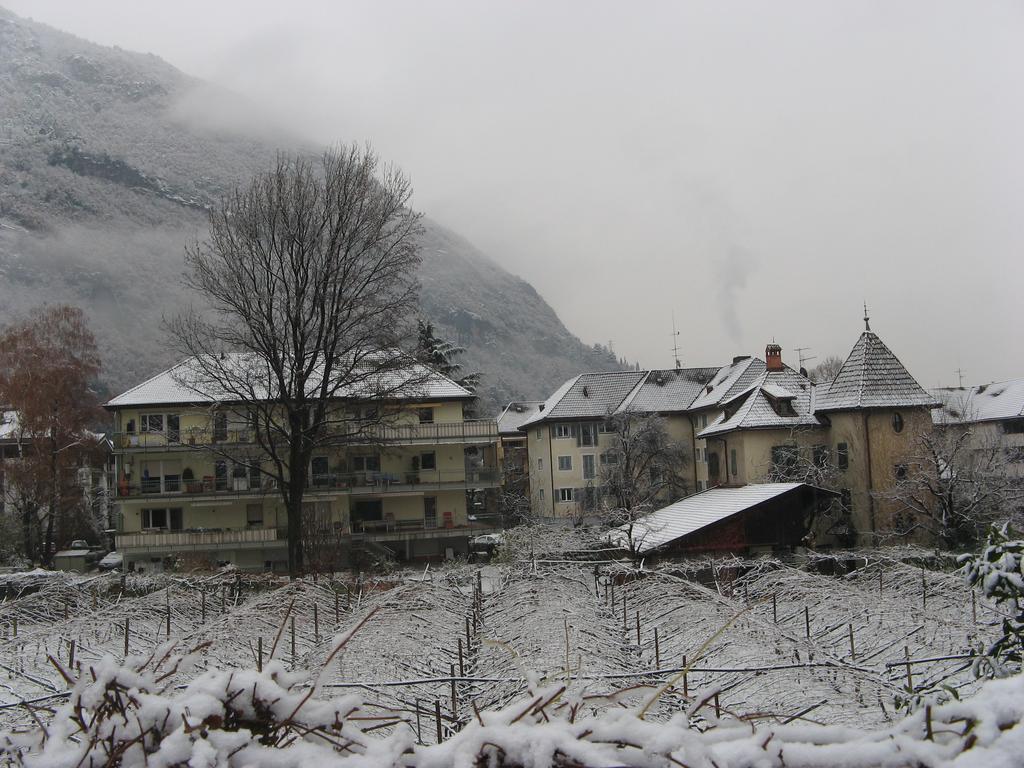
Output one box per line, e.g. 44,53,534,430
105,359,500,571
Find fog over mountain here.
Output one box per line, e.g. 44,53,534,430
0,6,626,411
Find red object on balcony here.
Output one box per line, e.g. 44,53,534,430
443,510,453,529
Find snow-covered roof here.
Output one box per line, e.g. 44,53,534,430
689,357,767,411
616,368,721,414
106,354,473,408
816,331,938,413
609,482,808,554
496,401,545,436
932,377,1024,425
520,371,647,427
699,367,821,439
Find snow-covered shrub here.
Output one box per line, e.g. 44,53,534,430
959,524,1024,677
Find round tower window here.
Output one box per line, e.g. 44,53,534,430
892,412,904,433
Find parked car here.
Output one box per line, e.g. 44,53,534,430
469,533,504,556
97,552,123,571
69,540,107,565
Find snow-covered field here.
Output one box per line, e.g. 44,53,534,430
0,553,1016,765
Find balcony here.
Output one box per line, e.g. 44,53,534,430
112,420,499,452
116,526,283,552
115,468,501,500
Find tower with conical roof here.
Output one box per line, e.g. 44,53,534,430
817,312,939,544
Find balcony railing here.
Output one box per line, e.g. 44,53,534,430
116,468,501,499
112,420,498,451
116,527,283,551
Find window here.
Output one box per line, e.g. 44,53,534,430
214,460,228,491
600,451,619,466
554,424,574,439
597,422,614,433
558,488,574,502
892,412,904,433
582,454,596,480
246,504,263,528
420,452,436,471
702,414,708,428
837,442,849,471
730,449,738,477
418,408,434,424
1003,420,1024,435
166,414,180,442
142,508,183,531
311,456,329,486
352,455,381,472
424,497,437,528
557,456,572,471
141,414,164,433
249,461,261,489
536,429,541,440
539,488,545,500
578,423,597,447
213,412,228,442
895,463,908,481
813,445,830,469
696,480,703,492
537,458,544,471
771,445,798,473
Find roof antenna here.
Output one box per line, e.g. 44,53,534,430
863,301,871,332
794,346,816,370
955,367,966,388
671,311,682,370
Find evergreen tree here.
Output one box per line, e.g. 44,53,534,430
415,320,481,394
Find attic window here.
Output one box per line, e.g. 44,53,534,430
892,412,904,433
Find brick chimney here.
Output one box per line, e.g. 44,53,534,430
766,343,783,372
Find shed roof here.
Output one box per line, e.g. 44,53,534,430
497,401,545,435
609,483,809,554
816,332,938,413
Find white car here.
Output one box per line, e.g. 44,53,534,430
98,552,123,571
469,533,504,553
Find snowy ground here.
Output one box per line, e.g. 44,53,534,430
0,553,1004,743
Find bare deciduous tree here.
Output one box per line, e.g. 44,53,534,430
170,146,425,576
808,355,844,385
881,429,1024,549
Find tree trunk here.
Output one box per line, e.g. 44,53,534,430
44,437,57,567
285,420,308,578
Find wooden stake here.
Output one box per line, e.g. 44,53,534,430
971,589,977,624
450,662,457,718
903,646,913,691
654,627,661,669
314,602,319,643
290,616,296,663
166,602,171,638
921,569,927,609
714,691,721,718
257,636,263,672
465,616,471,649
622,594,627,632
848,623,855,660
201,590,206,624
636,611,641,646
123,617,130,658
772,593,777,623
221,586,226,613
682,654,688,697
743,583,748,603
415,699,422,744
335,591,340,623
925,704,933,740
64,601,69,620
12,616,16,638
477,570,483,597
68,639,75,670
878,570,883,596
804,606,810,639
458,638,465,677
434,700,443,743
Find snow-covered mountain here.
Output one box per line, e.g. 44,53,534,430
0,6,623,412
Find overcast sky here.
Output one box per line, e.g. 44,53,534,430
8,0,1023,388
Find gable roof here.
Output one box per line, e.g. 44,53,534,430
616,367,722,414
698,366,821,438
689,357,767,411
105,354,473,408
816,331,938,413
932,378,1024,425
520,371,648,427
608,482,809,554
497,401,545,436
